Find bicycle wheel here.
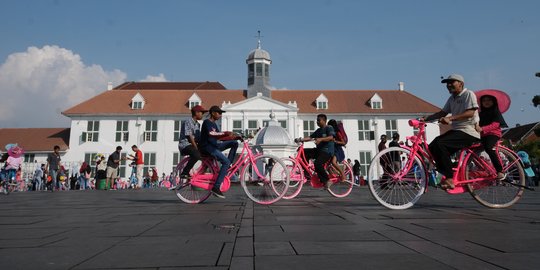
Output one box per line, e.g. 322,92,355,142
327,161,354,198
466,148,525,208
281,157,305,199
367,147,427,210
174,158,212,204
240,154,290,205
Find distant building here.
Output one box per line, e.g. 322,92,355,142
2,41,441,178
503,122,540,145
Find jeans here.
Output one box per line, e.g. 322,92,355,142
34,178,43,191
203,140,238,189
429,130,478,179
49,169,58,190
78,175,88,190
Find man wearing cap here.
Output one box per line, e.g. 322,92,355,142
176,105,207,185
199,105,239,199
423,74,480,190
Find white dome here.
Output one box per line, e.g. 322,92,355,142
247,48,271,61
253,113,291,145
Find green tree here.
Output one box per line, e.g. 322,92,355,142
533,95,540,107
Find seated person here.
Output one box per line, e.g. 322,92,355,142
475,91,508,180
177,105,208,181
199,105,239,199
296,114,335,189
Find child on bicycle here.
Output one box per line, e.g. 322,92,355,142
474,90,509,180
328,119,346,181
199,105,239,199
297,114,335,189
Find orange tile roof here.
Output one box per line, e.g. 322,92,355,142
63,84,440,116
272,90,440,113
63,89,247,116
0,128,70,152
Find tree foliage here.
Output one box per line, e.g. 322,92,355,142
533,95,540,107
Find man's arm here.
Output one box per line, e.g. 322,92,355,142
424,110,448,122
439,109,476,125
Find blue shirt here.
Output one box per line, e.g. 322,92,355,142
200,119,223,150
310,125,335,155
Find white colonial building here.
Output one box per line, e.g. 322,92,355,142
2,41,441,179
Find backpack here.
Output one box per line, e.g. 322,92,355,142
336,122,348,145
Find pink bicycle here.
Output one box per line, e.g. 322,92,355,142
282,140,354,199
367,119,527,210
171,136,290,205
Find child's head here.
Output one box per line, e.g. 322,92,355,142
480,95,497,110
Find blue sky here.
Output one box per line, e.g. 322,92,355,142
0,0,539,128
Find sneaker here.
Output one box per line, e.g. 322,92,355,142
324,180,333,190
211,187,226,199
180,173,191,180
496,172,506,180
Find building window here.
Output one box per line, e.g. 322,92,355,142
24,154,35,163
172,152,180,173
174,120,181,141
118,153,128,178
233,120,243,135
189,101,200,109
264,64,269,77
357,120,371,141
371,101,382,109
115,121,129,142
317,101,328,110
247,120,258,137
303,120,316,137
256,63,263,76
82,121,100,142
385,120,398,138
248,64,254,85
263,120,287,130
358,151,372,176
143,152,156,177
132,101,143,109
144,120,158,142
84,152,99,175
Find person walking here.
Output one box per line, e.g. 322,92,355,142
517,151,536,190
46,145,62,192
106,146,123,190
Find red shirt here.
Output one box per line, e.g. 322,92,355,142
134,150,144,165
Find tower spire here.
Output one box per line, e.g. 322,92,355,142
256,30,263,49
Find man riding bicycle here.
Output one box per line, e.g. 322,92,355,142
199,105,239,199
423,74,480,190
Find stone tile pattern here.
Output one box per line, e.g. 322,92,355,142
1,185,539,270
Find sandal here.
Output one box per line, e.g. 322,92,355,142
439,179,455,190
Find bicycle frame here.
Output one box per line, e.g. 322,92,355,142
402,119,523,194
189,138,268,192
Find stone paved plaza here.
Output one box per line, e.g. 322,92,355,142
1,185,539,270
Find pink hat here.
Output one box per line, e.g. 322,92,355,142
7,145,24,158
475,89,511,113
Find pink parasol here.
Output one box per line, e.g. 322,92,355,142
7,145,24,158
475,89,511,113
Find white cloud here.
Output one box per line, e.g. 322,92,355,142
141,73,168,82
0,45,127,127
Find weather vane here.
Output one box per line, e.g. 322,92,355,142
255,30,263,49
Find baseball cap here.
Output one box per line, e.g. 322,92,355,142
441,74,464,83
191,105,208,113
209,105,226,113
